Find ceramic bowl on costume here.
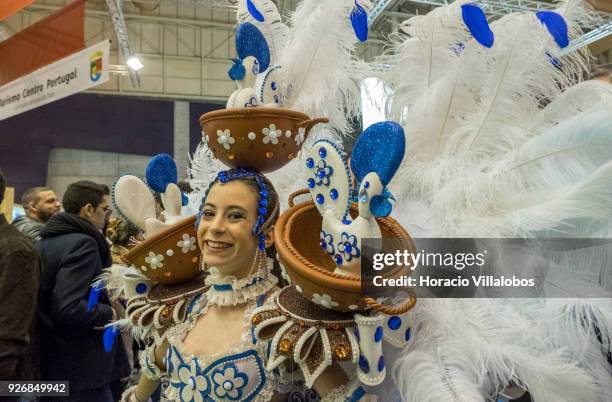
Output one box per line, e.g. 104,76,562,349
199,107,327,173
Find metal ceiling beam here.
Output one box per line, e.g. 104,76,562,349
106,0,141,88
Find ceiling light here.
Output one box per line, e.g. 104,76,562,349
126,56,144,71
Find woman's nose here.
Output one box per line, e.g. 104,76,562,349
209,215,226,234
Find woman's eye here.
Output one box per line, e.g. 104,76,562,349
202,210,215,218
228,213,244,220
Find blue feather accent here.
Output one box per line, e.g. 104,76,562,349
536,11,569,49
235,23,271,72
461,4,494,48
103,325,120,352
146,154,177,193
247,0,264,22
350,1,368,42
350,121,406,185
228,58,246,81
87,283,102,312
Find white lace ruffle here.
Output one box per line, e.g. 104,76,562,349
204,257,278,307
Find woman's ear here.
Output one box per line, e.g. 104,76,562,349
264,224,275,248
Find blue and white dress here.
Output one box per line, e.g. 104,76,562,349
159,269,282,402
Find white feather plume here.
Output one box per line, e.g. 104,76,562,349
279,0,362,135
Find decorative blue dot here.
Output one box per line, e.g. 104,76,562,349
316,194,324,204
374,326,383,342
306,158,314,169
342,218,351,225
378,356,385,372
320,240,327,249
319,147,327,158
335,254,343,265
405,327,411,341
359,355,370,373
344,243,352,253
258,207,267,214
388,316,402,330
307,178,315,188
364,181,370,189
330,189,338,200
136,283,147,294
317,170,325,179
271,81,277,90
260,190,268,197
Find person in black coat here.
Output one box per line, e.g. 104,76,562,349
38,181,129,402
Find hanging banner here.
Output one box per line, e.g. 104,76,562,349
0,0,85,86
0,0,35,21
0,40,109,121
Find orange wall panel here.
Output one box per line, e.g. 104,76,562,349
0,0,85,87
0,0,35,21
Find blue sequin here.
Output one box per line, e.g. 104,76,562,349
258,207,267,214
335,254,343,265
330,189,338,200
317,170,326,179
307,178,315,188
350,121,406,186
136,283,147,294
271,81,277,90
359,355,369,373
342,218,351,225
364,181,370,189
316,194,324,204
306,158,315,169
405,327,411,341
374,326,383,342
320,240,327,249
235,22,271,71
378,356,385,372
388,316,402,330
319,147,327,158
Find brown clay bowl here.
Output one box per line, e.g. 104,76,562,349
275,198,416,312
123,216,201,285
199,107,328,173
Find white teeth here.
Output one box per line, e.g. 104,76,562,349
206,241,231,249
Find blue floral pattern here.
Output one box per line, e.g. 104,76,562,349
211,363,248,400
320,230,335,255
336,232,360,262
314,159,333,186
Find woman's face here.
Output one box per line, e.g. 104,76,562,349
197,180,273,277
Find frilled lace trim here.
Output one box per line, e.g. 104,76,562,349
204,257,278,307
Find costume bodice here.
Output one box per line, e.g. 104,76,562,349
161,286,277,402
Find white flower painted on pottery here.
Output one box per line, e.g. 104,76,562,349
279,261,291,284
312,293,339,309
295,285,303,293
177,360,209,402
144,251,164,269
262,124,281,145
212,364,248,400
248,132,256,141
284,130,292,138
216,129,235,150
177,234,197,253
294,127,306,145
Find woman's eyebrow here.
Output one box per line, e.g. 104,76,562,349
227,205,248,213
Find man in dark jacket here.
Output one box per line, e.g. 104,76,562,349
13,186,61,242
38,181,129,402
0,170,40,383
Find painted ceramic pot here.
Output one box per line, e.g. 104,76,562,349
275,196,416,313
199,107,328,173
123,216,201,285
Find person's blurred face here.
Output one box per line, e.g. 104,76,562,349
82,195,111,230
29,190,60,222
